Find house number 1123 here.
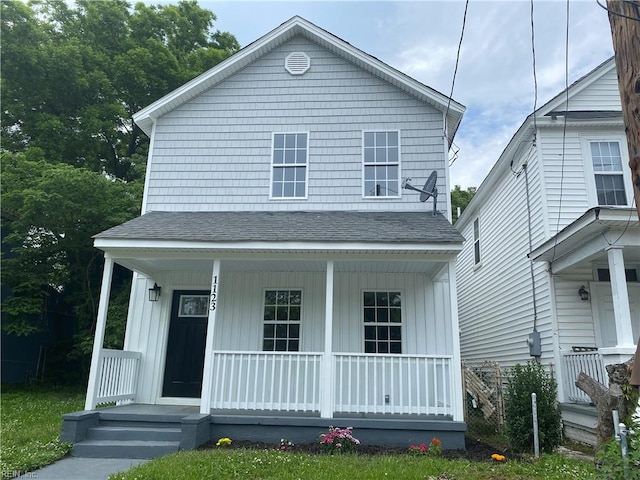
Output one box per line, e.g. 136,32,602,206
209,275,218,311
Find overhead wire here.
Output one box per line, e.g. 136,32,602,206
443,0,470,141
526,0,539,334
549,0,571,272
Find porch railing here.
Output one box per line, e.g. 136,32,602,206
334,354,453,415
334,354,453,416
562,351,607,403
95,349,141,406
211,352,322,412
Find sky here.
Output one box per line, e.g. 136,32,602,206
197,0,614,188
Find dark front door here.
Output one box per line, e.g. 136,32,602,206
162,290,209,398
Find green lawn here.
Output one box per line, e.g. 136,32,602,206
0,384,85,476
0,386,599,480
108,447,597,480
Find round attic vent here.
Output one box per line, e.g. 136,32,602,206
285,52,310,75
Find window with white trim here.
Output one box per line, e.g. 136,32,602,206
272,133,307,198
473,218,481,266
363,131,400,197
590,141,627,206
262,290,301,351
363,291,402,354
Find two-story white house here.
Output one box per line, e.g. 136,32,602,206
455,57,639,446
62,16,468,458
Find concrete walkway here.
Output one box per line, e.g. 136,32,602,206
16,457,148,480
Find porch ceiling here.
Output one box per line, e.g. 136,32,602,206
530,207,640,272
111,255,454,277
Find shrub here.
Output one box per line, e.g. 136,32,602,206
504,360,562,453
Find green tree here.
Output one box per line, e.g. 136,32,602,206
1,1,239,375
1,0,239,180
1,151,140,344
451,185,476,223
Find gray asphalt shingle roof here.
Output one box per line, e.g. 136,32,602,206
95,211,464,244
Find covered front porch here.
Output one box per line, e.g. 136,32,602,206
74,211,467,451
530,207,639,445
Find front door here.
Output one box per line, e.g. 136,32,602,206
591,283,640,347
162,290,209,398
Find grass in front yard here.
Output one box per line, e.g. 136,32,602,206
0,384,85,476
109,447,597,480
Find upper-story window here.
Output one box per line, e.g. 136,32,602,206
590,141,627,206
271,133,308,199
473,218,481,266
363,131,400,198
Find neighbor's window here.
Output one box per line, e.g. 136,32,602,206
590,141,627,206
263,290,301,351
363,131,400,197
473,218,481,266
272,133,308,198
363,291,402,354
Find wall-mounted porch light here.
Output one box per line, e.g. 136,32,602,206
148,283,162,302
578,285,589,301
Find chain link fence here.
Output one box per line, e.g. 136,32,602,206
462,361,505,436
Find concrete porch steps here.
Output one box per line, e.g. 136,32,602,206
71,421,182,459
71,439,180,459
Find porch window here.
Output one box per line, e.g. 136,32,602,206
590,141,627,206
363,131,400,197
363,291,402,353
262,290,301,351
271,133,308,198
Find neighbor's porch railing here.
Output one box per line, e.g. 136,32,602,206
211,351,323,411
208,351,454,416
562,351,607,403
334,354,453,416
94,349,142,406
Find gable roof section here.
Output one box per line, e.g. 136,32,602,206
133,16,465,146
456,57,620,229
94,211,464,246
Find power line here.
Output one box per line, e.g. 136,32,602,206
550,0,571,271
530,0,538,144
443,0,470,139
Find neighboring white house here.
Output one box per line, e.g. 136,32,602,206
64,16,469,455
455,57,639,445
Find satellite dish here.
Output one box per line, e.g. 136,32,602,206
402,170,439,215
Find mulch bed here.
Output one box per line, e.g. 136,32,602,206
201,437,515,462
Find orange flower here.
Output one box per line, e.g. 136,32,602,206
491,453,506,461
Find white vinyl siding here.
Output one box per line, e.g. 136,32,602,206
271,133,308,199
457,145,553,368
143,37,446,214
362,131,400,198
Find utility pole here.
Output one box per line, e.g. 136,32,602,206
606,0,640,220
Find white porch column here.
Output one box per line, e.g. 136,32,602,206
606,246,634,348
84,254,115,410
320,260,334,418
200,259,221,414
448,259,464,422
